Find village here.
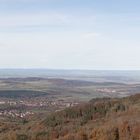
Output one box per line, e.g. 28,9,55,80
0,97,81,119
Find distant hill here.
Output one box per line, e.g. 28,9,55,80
0,94,140,140
0,90,49,98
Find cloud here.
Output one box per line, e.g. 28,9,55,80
0,12,67,28
0,11,96,33
82,32,100,39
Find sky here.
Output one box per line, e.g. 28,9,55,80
0,0,140,70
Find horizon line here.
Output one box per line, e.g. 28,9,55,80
0,68,140,71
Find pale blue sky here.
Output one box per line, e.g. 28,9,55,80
0,0,140,70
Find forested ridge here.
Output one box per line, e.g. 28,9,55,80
0,94,140,140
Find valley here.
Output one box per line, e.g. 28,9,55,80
0,71,140,140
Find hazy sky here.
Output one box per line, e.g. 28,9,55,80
0,0,140,70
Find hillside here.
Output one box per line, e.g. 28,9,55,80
0,94,140,140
